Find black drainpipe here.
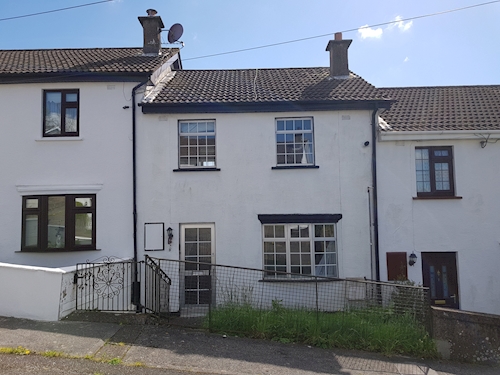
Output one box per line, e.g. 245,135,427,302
131,80,148,309
371,107,381,281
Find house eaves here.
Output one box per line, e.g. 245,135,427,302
140,99,392,114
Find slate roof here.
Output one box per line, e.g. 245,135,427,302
146,67,391,107
379,85,500,132
0,48,178,81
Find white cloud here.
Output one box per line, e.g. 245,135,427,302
390,16,413,32
358,25,383,39
404,57,409,63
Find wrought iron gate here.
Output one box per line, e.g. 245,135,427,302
74,256,171,315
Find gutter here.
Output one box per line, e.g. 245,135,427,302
371,108,381,281
131,80,148,309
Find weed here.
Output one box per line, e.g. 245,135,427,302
0,346,31,355
128,361,146,367
206,305,437,358
107,357,122,365
41,350,65,358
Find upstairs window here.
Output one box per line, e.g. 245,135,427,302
276,117,314,166
415,146,455,197
22,195,96,251
43,89,79,137
179,120,216,168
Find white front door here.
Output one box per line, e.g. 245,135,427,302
180,224,215,306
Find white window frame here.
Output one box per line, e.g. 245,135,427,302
178,120,216,169
275,117,314,166
262,223,337,278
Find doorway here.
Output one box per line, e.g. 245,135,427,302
180,224,215,309
421,252,459,309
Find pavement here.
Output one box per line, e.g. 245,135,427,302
0,313,498,375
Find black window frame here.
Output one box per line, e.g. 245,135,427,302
43,89,80,137
21,194,96,252
415,146,455,197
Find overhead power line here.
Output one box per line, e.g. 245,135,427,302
183,0,500,62
0,0,113,22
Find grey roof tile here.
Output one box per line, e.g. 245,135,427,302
149,68,390,104
0,48,178,76
379,86,500,131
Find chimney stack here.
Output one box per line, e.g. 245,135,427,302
326,32,352,78
138,9,165,55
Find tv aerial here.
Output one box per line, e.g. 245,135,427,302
166,23,184,45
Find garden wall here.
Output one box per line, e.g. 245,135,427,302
0,262,77,321
432,306,500,364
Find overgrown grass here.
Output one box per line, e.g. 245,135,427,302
205,303,437,358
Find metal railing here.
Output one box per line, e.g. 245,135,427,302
75,256,139,312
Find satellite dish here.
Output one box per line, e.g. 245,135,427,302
167,23,184,44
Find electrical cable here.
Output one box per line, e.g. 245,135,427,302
0,0,113,22
183,0,500,62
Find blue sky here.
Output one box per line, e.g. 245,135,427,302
1,0,499,87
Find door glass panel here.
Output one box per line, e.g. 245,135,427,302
48,196,65,248
442,266,449,298
429,265,436,299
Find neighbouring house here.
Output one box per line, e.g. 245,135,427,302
136,32,391,311
0,13,180,268
377,85,500,315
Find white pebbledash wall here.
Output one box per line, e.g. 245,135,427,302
377,134,500,315
137,109,375,280
0,81,136,267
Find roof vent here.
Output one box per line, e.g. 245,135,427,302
138,10,164,55
326,32,352,79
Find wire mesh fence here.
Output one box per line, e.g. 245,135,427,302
150,257,432,335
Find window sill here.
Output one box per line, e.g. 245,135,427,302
272,165,319,170
16,248,101,253
36,136,83,142
173,168,220,172
259,277,340,283
413,196,463,200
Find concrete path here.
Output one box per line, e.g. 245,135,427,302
0,315,497,375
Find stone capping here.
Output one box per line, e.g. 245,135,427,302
431,306,500,364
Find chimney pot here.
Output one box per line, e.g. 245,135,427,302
146,9,157,16
334,32,342,41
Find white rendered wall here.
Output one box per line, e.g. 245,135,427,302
0,82,136,267
137,110,375,280
377,138,500,315
0,262,65,321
